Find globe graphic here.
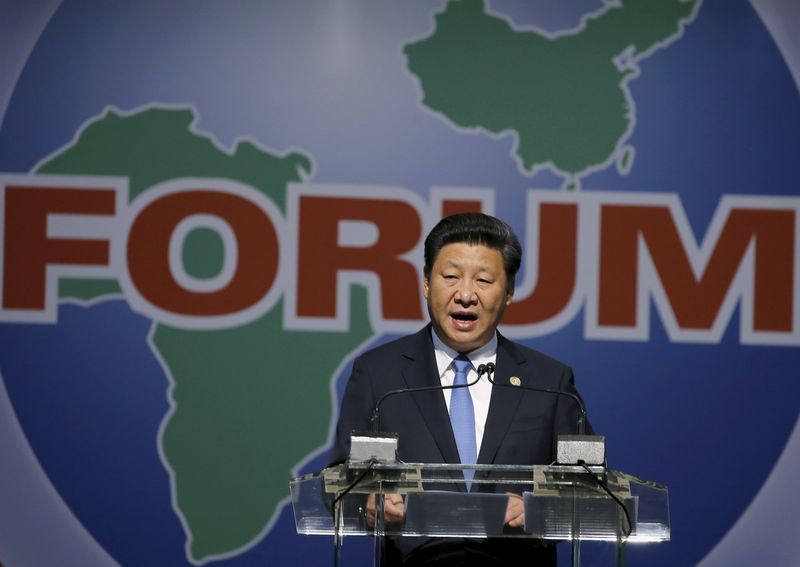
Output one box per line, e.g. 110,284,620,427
1,1,799,566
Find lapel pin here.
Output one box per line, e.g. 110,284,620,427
509,376,521,387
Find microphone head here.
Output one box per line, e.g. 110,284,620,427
476,363,487,376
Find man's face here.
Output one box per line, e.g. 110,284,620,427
423,242,513,354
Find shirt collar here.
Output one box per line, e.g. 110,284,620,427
430,328,498,376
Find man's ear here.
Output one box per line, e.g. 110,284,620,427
423,277,430,299
505,290,513,306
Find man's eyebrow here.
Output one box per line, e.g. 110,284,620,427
442,259,497,274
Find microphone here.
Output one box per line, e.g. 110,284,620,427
348,362,490,463
484,363,604,466
484,363,587,434
370,363,489,434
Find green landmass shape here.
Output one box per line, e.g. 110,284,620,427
404,0,699,188
38,107,374,561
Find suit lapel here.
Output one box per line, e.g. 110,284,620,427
478,333,526,464
400,326,461,464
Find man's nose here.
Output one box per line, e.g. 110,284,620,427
456,283,477,303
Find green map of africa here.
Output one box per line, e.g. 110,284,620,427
404,0,701,189
36,107,374,562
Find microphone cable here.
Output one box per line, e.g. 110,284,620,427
579,462,633,539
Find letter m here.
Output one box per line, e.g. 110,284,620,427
588,195,798,345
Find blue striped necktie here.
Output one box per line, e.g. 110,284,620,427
450,355,476,489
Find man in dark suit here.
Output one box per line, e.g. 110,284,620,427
329,212,589,565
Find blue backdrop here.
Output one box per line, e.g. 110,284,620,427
1,1,799,566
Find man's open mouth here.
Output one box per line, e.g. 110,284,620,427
451,312,477,322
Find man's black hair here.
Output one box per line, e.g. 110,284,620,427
423,212,522,294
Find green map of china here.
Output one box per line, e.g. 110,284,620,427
37,107,374,562
404,0,701,189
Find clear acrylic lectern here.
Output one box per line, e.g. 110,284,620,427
290,462,669,566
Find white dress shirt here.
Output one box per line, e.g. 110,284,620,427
430,329,496,456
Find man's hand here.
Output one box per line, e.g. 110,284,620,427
364,493,406,527
504,492,525,528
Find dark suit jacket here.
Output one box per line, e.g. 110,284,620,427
328,325,588,565
330,324,586,467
